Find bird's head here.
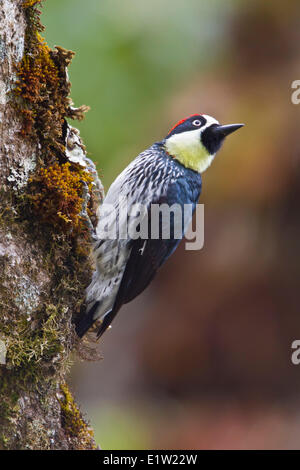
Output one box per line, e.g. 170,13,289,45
164,114,244,173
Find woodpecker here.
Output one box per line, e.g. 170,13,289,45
76,114,244,338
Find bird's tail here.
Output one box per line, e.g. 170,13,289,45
75,301,100,338
76,302,121,339
96,307,119,339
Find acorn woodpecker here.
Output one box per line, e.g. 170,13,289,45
76,114,244,338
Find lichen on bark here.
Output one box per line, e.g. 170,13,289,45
0,0,102,449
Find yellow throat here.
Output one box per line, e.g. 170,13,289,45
165,128,215,173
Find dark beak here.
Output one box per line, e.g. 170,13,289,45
201,123,244,155
214,123,244,138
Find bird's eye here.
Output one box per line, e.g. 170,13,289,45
192,119,202,127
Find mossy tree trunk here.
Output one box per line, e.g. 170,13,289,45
0,0,102,449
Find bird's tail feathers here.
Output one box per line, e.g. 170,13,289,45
75,301,100,338
76,301,120,339
96,307,119,339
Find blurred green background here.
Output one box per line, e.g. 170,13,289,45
43,0,300,449
43,0,234,189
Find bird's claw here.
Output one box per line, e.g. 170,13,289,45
79,180,97,242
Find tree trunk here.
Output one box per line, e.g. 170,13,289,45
0,0,102,449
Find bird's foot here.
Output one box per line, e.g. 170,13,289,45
79,180,97,242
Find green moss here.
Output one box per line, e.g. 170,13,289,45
0,434,9,449
59,383,97,449
13,2,94,238
0,372,21,449
0,196,93,386
15,34,60,142
3,305,63,368
0,0,98,449
23,0,42,7
15,2,80,157
28,162,94,234
15,0,88,162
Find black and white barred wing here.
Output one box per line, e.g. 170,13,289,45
76,144,200,338
77,148,162,336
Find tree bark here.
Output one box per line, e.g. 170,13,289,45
0,0,102,449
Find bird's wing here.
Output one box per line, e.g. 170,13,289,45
80,145,201,338
113,173,201,310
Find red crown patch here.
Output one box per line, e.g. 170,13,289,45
168,114,201,134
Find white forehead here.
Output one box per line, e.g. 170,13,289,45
201,114,219,130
